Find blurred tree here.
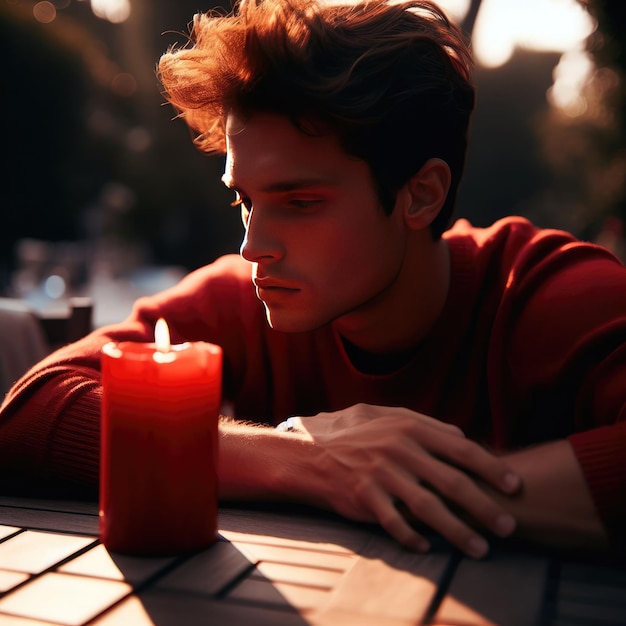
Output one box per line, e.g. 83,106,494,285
1,3,92,288
0,0,243,293
108,0,242,271
527,0,626,244
0,0,151,293
458,49,560,228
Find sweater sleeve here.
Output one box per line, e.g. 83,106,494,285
0,326,149,493
0,254,253,494
569,422,626,551
498,228,626,549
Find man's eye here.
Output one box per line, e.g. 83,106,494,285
289,199,320,209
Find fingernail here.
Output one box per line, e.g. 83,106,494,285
503,472,521,492
494,513,516,537
467,536,489,559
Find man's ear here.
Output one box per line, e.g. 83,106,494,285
401,158,451,230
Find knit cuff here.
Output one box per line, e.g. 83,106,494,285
48,388,101,488
568,422,626,552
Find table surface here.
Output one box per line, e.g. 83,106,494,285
0,496,624,626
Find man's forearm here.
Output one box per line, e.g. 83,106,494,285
215,409,524,559
217,418,325,505
487,440,609,553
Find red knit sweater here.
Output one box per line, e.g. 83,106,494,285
2,216,625,544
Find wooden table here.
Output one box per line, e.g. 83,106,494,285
0,497,624,625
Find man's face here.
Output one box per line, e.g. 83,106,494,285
223,112,408,334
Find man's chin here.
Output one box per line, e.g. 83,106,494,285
264,310,328,334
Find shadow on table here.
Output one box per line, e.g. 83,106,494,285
100,501,449,625
217,501,455,625
102,534,313,625
427,536,626,626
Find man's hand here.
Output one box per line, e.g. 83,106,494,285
287,404,521,558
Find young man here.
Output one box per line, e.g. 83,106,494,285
1,0,625,560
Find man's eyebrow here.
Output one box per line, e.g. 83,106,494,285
220,175,333,191
260,178,332,192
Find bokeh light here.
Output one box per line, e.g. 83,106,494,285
548,49,595,117
33,1,57,23
436,0,470,22
473,0,595,68
44,274,67,299
111,73,137,98
90,0,130,24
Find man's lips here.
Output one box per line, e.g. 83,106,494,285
254,277,300,291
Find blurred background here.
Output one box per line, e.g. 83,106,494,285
1,0,625,327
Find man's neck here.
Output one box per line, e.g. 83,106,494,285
342,338,418,375
333,234,451,357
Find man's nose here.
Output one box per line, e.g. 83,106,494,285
239,207,283,263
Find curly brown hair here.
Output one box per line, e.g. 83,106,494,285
158,0,474,237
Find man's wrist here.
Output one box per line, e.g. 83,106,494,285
218,419,325,505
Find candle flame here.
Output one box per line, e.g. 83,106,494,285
155,318,171,353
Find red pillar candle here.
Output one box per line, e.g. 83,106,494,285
100,319,223,556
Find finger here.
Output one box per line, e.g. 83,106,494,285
356,481,432,553
385,472,492,559
362,461,492,559
415,428,521,494
407,491,491,559
402,451,517,539
378,470,491,558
